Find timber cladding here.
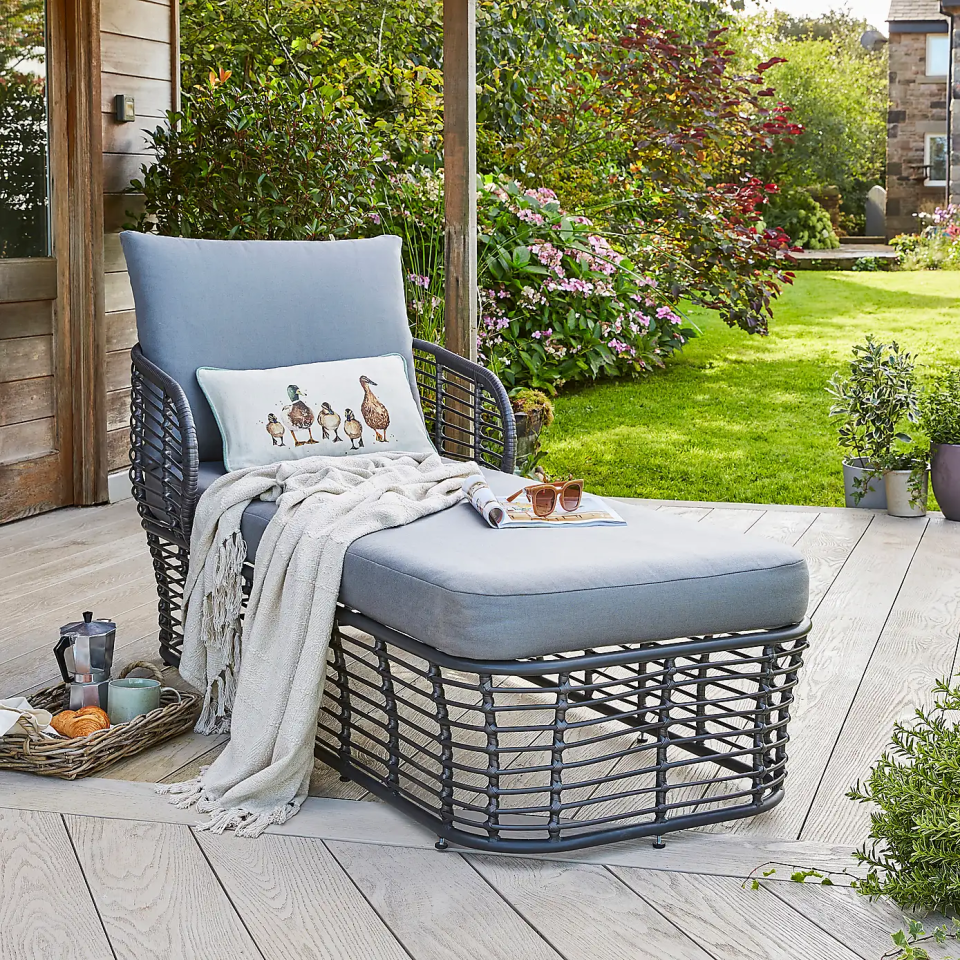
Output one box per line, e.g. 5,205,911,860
100,0,178,473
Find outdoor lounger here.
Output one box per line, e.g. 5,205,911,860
124,232,811,853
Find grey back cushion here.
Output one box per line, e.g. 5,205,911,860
120,232,416,462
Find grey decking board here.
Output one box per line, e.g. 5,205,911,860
800,517,960,844
0,772,864,876
326,841,564,960
0,499,138,557
746,509,818,546
0,564,154,655
0,537,151,623
0,808,114,960
695,506,765,533
768,882,953,960
0,508,143,583
795,510,875,615
99,730,230,783
725,514,928,841
65,815,263,960
196,832,411,960
611,867,864,960
467,855,715,960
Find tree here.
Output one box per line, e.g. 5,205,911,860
507,20,800,332
733,9,886,232
178,0,729,164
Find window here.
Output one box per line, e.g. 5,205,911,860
927,33,950,78
925,133,948,186
0,0,50,259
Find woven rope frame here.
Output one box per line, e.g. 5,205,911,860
129,340,812,851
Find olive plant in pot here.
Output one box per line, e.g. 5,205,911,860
874,441,930,518
920,370,960,521
827,337,920,508
510,389,555,477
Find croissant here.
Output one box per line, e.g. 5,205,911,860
50,710,77,736
77,706,110,725
69,714,109,736
51,706,110,738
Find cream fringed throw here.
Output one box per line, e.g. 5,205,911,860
158,451,478,837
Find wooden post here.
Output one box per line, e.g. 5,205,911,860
64,0,107,505
443,0,478,362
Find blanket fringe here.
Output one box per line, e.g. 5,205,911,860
155,776,300,838
155,775,207,809
195,675,232,735
212,531,247,649
193,530,247,735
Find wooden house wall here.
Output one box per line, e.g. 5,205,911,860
0,265,58,470
100,0,177,473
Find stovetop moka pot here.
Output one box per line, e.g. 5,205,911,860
55,611,116,710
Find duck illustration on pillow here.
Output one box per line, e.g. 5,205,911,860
319,403,342,442
359,375,390,442
265,413,286,446
343,409,363,449
281,385,317,446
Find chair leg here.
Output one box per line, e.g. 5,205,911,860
145,530,188,667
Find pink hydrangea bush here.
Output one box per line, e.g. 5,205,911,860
478,178,693,392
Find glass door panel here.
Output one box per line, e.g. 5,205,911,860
0,0,49,259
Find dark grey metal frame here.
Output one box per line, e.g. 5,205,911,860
129,338,811,853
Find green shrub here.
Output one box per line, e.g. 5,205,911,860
764,188,840,249
132,76,382,240
921,370,960,446
374,168,446,345
849,678,960,914
894,207,960,271
897,235,960,271
510,388,555,428
826,336,920,466
890,233,921,254
372,170,697,391
477,179,695,393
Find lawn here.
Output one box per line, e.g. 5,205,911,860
541,271,960,506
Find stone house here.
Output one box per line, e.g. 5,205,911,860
885,0,952,237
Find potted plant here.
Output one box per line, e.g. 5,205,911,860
874,441,930,518
920,370,960,521
510,389,554,476
827,337,920,508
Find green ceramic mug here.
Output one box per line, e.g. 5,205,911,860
107,662,180,724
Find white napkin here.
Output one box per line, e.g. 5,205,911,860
0,697,54,738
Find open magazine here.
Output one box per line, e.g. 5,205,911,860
463,476,626,529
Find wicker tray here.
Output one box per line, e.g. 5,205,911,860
0,681,201,779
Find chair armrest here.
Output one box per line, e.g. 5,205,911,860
130,344,200,546
413,339,516,474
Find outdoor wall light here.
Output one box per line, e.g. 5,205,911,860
115,95,136,123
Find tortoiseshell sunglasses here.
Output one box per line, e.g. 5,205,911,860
506,479,585,518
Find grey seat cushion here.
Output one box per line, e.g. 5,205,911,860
197,462,809,661
121,233,418,462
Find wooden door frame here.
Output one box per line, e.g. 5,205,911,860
52,0,107,507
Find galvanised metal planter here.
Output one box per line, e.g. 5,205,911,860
842,457,886,509
884,469,928,519
931,443,960,521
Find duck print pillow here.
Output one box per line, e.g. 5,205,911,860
196,354,436,471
